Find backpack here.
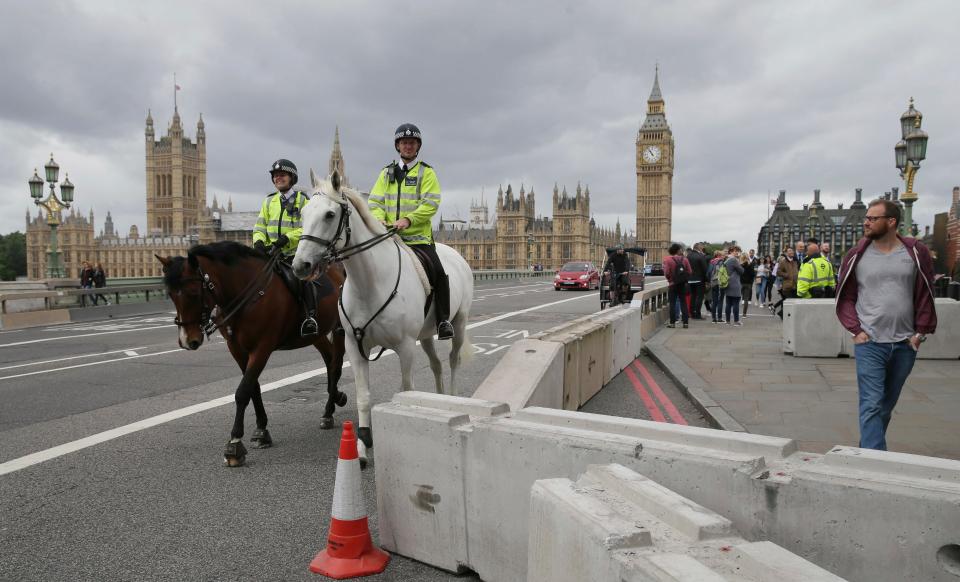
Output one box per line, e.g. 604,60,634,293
672,257,689,286
717,261,730,289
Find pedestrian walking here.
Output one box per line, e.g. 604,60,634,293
756,258,770,307
836,199,937,451
79,261,95,307
664,243,692,328
740,253,755,317
686,243,709,320
723,247,744,325
773,248,799,319
707,250,726,323
764,255,776,304
93,262,110,306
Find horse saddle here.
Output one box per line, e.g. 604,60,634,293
408,245,440,317
276,259,334,308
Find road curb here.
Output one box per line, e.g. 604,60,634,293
644,327,747,433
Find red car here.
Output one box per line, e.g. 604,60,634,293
554,261,600,290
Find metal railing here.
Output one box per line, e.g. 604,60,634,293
0,270,554,314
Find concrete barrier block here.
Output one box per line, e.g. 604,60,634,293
533,319,610,410
586,463,733,541
0,309,71,330
471,338,564,411
783,299,845,357
529,465,845,582
734,541,846,581
371,402,470,573
782,299,797,354
821,446,960,484
842,298,960,359
391,391,509,417
513,407,797,459
596,306,644,385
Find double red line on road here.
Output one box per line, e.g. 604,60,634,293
624,358,688,425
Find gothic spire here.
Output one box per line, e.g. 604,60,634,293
648,64,663,102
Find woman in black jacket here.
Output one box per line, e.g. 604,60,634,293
741,257,756,317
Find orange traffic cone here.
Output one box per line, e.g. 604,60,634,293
310,421,390,579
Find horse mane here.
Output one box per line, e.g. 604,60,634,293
162,241,264,289
340,187,388,236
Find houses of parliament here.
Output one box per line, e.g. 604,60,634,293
25,70,674,278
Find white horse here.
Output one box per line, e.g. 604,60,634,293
292,169,474,466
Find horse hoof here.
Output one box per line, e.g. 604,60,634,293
250,429,272,449
223,440,247,467
357,439,369,470
357,426,373,448
319,417,334,430
335,392,348,407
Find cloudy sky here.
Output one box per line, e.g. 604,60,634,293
2,1,958,250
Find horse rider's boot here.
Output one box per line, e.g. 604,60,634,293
435,274,454,340
299,281,319,337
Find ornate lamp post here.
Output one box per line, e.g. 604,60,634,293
895,98,929,236
28,154,75,278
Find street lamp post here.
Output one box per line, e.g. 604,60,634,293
28,154,75,279
895,98,929,237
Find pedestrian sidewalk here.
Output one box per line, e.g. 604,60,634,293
646,308,960,460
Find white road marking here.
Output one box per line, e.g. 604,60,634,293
0,325,174,348
123,350,139,357
474,282,551,293
0,346,151,371
0,291,593,476
0,348,184,381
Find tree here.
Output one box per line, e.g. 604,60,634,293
0,232,27,281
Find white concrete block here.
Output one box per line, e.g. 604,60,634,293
471,338,564,410
371,402,470,573
391,391,509,417
734,541,846,582
821,446,960,484
533,319,611,408
783,299,845,357
594,306,644,385
529,465,846,582
374,394,960,582
585,463,733,541
917,298,960,359
513,407,797,459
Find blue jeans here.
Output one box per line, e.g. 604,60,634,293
757,278,767,304
724,295,741,322
854,340,917,450
710,287,724,321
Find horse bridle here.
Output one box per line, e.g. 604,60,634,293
172,250,281,339
298,189,403,361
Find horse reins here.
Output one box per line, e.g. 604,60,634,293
173,248,281,339
298,190,404,362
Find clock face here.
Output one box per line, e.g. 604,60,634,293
642,146,662,164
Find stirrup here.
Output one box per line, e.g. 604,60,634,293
300,316,319,337
437,320,454,340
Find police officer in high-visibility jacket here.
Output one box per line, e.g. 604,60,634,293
797,240,836,299
368,123,454,340
253,159,319,335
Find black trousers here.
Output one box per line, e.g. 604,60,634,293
668,283,689,324
410,244,451,324
688,282,705,318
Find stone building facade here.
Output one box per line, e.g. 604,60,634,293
757,188,868,263
145,108,206,236
636,68,674,264
434,183,622,271
945,186,960,277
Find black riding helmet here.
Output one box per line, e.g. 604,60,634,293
269,159,298,185
394,123,422,153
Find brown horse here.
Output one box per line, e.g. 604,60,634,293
157,241,347,467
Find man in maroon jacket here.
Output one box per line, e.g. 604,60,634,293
664,242,693,329
836,199,937,450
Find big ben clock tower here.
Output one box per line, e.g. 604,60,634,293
636,66,674,264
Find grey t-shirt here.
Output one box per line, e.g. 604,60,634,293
855,243,916,343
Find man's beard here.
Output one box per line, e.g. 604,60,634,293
865,224,887,240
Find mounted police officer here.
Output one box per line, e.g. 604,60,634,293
253,159,319,336
368,123,454,340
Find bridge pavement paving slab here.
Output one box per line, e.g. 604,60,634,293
646,312,960,460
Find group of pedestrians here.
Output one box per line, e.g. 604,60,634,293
79,261,110,306
660,198,938,454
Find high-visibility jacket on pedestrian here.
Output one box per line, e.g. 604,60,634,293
797,256,835,298
252,190,310,256
368,161,441,246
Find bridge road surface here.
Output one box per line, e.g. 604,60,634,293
0,276,704,581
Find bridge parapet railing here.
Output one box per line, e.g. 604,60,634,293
0,270,552,314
